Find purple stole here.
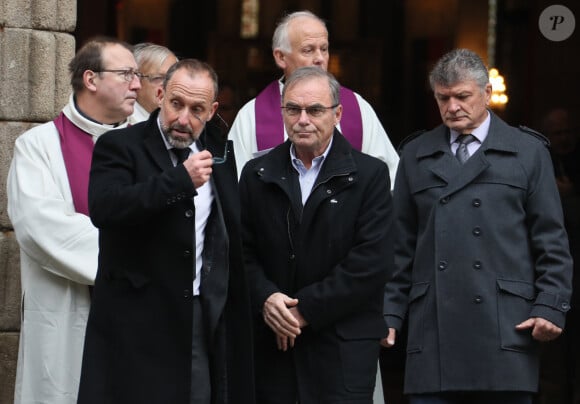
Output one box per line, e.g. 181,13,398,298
54,112,94,216
255,80,363,151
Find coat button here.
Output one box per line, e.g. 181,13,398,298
474,296,483,304
473,261,482,270
185,210,194,218
562,302,570,310
472,199,482,207
440,197,449,204
289,254,296,260
183,289,190,298
472,227,482,236
183,250,192,257
438,260,448,270
326,189,332,194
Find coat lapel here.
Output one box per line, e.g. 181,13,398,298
143,111,174,171
416,124,455,185
301,131,357,222
420,113,518,198
441,152,491,197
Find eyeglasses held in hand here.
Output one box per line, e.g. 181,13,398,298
281,104,339,118
94,69,143,82
209,113,230,164
196,113,230,165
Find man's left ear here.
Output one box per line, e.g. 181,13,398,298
334,104,343,126
484,83,492,105
209,101,219,120
84,70,98,92
156,87,164,106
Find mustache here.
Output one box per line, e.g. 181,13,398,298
168,123,193,134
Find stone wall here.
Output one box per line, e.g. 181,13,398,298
0,0,76,402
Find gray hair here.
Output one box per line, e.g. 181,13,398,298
282,66,340,106
133,42,176,73
428,49,489,91
272,11,327,53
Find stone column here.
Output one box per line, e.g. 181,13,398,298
0,0,76,401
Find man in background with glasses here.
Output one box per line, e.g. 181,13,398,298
131,42,178,122
77,59,254,404
229,10,399,190
240,66,393,404
7,36,140,404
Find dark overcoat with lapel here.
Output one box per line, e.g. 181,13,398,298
384,112,573,394
239,131,393,402
77,110,255,404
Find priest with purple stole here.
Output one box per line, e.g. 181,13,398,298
229,11,399,189
7,36,140,404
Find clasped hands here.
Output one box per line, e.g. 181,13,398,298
263,292,308,351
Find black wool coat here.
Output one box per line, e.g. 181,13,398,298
384,112,573,394
77,110,255,404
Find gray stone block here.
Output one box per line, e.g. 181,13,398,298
0,28,74,122
0,332,19,404
0,0,76,31
0,232,21,332
0,121,38,228
55,33,76,112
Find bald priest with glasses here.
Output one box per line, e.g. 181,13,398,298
77,59,254,404
239,66,393,404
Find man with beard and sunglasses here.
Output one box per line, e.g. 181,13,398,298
77,59,254,404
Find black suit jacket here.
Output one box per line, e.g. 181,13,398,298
78,110,255,404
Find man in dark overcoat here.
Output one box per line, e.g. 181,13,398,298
240,66,393,403
77,59,255,404
382,49,573,404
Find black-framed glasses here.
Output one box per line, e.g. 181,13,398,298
281,104,339,118
140,74,166,84
95,69,143,82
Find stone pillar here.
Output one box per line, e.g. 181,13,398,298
0,0,76,401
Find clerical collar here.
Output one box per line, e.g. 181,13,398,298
73,96,124,128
